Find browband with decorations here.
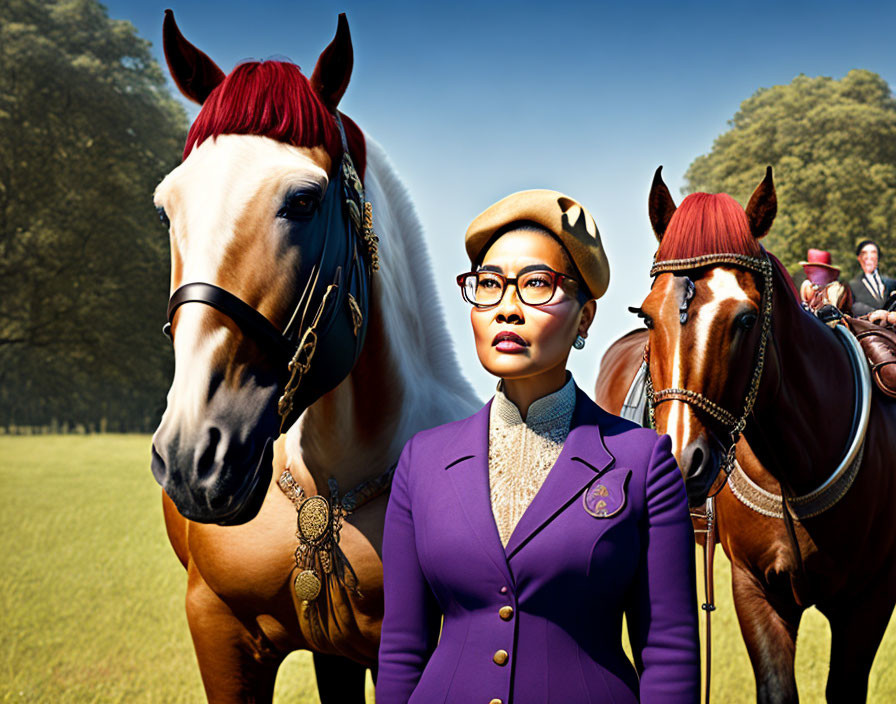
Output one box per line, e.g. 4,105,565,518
650,251,770,277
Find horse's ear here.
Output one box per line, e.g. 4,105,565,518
311,14,353,111
648,166,677,241
745,166,777,240
163,9,225,105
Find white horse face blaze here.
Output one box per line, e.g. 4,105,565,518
646,268,758,461
150,134,334,524
154,135,331,423
155,134,330,297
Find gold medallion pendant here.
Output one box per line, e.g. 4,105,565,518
297,495,331,543
294,569,322,603
278,471,343,605
277,468,378,606
293,496,332,603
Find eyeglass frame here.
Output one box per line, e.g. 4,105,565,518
456,264,590,309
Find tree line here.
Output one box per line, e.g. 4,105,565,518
1,0,187,431
684,69,896,279
2,1,895,431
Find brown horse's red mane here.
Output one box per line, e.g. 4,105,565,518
769,251,801,304
656,192,762,262
655,191,801,304
184,60,366,177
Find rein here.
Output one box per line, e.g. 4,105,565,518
690,496,716,704
163,113,379,434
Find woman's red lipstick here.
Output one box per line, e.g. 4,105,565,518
492,331,528,353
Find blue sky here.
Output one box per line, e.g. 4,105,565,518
105,0,896,400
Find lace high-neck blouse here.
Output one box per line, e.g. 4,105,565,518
488,376,576,546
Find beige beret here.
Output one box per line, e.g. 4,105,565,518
464,189,610,299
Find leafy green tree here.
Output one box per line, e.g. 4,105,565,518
0,0,187,429
684,70,896,280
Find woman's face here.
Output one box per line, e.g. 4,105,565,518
470,229,595,382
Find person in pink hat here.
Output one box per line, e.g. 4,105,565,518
799,248,852,313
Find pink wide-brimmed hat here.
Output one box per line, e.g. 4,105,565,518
799,248,840,287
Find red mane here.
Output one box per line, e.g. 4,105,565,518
655,192,762,262
183,60,366,178
768,251,801,304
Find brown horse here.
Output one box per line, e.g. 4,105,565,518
597,329,824,702
150,13,479,703
597,168,896,703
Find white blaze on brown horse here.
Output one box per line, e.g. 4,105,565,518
596,167,896,703
641,266,760,465
151,12,478,703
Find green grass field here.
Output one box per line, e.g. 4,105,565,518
1,435,893,702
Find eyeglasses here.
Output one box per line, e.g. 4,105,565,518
456,266,587,308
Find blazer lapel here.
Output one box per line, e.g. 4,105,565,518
442,400,515,585
504,388,616,560
862,274,884,305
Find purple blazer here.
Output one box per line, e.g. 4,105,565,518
377,386,699,703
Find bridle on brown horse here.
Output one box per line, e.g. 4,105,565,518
643,251,775,483
162,114,379,435
641,250,773,704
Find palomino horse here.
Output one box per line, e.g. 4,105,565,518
598,166,896,703
150,12,479,702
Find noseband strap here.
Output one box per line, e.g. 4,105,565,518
165,283,293,362
652,388,738,428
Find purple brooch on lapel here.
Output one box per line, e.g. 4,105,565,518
583,470,630,518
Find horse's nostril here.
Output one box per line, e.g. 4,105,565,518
197,426,222,473
150,443,168,484
691,446,705,473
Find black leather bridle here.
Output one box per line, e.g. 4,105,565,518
163,114,379,433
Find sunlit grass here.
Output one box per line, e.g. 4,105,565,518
1,436,892,702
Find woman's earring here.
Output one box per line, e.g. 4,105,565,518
573,335,586,350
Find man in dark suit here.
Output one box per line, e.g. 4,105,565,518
849,239,896,315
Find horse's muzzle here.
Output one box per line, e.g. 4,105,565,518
151,436,274,524
150,371,281,525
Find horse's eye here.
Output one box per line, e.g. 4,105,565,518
628,306,654,329
279,192,319,220
737,312,758,330
156,206,170,228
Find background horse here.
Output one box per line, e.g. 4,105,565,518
150,12,479,702
596,328,824,702
607,166,896,703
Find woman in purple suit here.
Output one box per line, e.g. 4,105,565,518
377,190,700,703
